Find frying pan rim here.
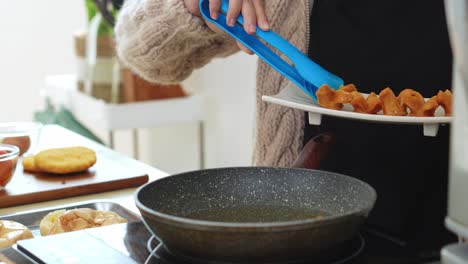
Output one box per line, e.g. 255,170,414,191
134,166,377,230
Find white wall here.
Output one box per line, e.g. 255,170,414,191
0,1,258,174
0,1,86,121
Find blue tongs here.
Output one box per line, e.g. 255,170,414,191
199,0,343,100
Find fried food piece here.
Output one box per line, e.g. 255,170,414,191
398,88,440,117
398,89,426,116
366,92,382,114
316,84,352,110
34,147,96,174
0,220,33,248
350,91,367,113
379,88,407,116
320,84,382,114
422,96,440,117
350,92,383,114
22,155,41,172
339,84,358,93
318,84,448,117
40,208,127,236
437,89,453,116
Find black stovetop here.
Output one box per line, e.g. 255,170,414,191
0,221,441,264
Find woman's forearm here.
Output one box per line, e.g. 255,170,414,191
115,0,238,84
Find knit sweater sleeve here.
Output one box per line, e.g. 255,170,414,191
115,0,239,84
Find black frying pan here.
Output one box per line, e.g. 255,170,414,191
135,167,376,263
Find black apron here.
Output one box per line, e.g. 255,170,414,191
306,0,454,253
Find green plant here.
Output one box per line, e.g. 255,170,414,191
85,0,117,36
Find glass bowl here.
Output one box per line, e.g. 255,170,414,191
0,144,19,190
0,122,42,156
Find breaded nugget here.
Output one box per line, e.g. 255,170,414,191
349,91,383,114
316,84,352,110
366,92,382,114
339,84,358,93
422,96,440,117
437,89,452,116
350,91,367,113
398,89,426,116
22,155,41,172
379,88,407,116
34,147,96,174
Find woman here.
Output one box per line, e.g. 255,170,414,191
115,0,454,259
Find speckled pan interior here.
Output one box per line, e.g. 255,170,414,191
137,167,376,224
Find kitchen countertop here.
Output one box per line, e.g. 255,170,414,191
0,125,169,217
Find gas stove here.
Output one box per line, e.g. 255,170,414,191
0,221,441,264
144,227,441,264
145,233,364,264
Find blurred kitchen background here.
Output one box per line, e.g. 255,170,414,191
0,0,257,173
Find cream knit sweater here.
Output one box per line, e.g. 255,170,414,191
115,0,310,166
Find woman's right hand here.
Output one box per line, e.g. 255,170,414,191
184,0,270,55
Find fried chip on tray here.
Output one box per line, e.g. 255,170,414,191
315,84,450,118
366,92,382,114
437,89,452,116
316,84,352,110
398,89,426,116
349,91,383,114
422,96,440,117
349,91,368,113
379,88,407,116
318,84,383,114
339,84,358,93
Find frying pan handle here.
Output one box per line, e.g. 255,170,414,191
292,132,336,170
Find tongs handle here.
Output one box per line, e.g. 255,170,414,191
199,0,316,98
201,0,344,97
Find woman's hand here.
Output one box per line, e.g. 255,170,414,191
184,0,270,55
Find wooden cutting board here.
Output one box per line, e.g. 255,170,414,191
0,125,149,208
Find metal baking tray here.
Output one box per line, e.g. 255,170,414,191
0,200,141,237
